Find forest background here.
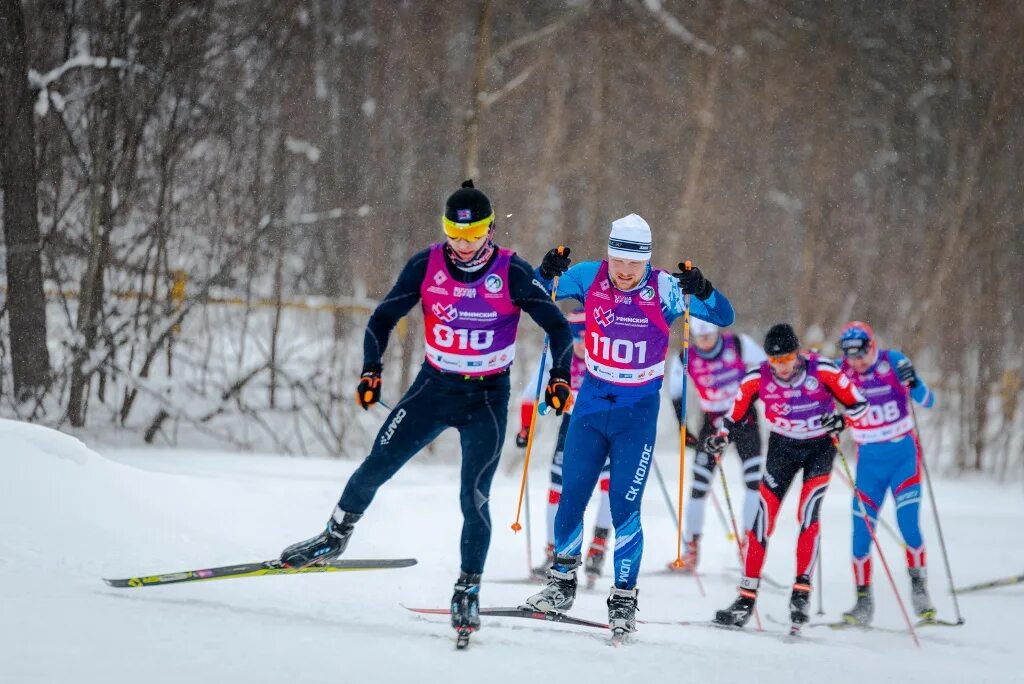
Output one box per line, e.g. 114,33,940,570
1,0,1020,477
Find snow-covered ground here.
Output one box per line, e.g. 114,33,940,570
1,418,1020,683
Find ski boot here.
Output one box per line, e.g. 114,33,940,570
909,567,936,621
789,575,812,631
522,555,579,613
451,572,481,648
841,585,874,626
280,510,361,568
531,543,555,579
584,528,609,587
714,577,758,627
608,586,638,637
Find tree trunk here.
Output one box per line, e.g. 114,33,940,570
0,0,51,400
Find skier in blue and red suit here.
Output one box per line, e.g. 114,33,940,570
520,213,735,634
277,180,574,640
837,321,937,625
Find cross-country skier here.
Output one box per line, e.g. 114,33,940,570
666,318,766,572
517,308,613,584
520,213,735,635
836,321,937,625
277,180,574,643
711,324,867,629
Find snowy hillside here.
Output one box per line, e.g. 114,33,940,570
1,418,1020,683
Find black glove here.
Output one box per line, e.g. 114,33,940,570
672,262,714,300
703,418,732,454
896,358,919,388
685,429,699,448
539,247,572,280
544,368,573,416
355,365,382,410
703,431,729,455
821,412,846,436
515,427,529,448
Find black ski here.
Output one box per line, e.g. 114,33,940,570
104,558,416,588
402,605,609,630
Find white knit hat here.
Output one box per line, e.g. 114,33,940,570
607,214,652,261
689,317,719,337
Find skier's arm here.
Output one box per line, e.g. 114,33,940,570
819,359,869,419
533,259,601,305
725,369,761,425
362,249,429,370
658,271,735,327
510,256,574,373
889,350,935,408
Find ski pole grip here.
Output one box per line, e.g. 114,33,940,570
684,259,692,271
557,245,565,257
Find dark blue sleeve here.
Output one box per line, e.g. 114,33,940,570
362,250,429,370
510,255,573,374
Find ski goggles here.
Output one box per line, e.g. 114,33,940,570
840,339,870,359
767,351,798,364
442,212,494,241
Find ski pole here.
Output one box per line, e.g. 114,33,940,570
910,400,965,624
671,261,692,570
836,437,921,647
714,452,762,631
708,488,735,542
816,539,825,616
651,458,705,596
512,247,565,534
652,459,680,532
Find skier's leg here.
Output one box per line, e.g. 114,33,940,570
455,381,511,575
338,370,446,514
683,417,718,543
606,394,660,590
850,445,889,587
552,413,610,567
732,419,765,535
744,434,801,581
795,438,836,579
890,436,925,568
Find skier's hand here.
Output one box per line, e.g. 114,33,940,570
355,367,382,410
515,427,530,448
703,431,729,455
672,262,714,300
896,358,919,388
544,368,574,416
539,247,572,280
821,411,846,436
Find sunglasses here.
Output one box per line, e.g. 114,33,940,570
843,347,869,359
768,352,798,364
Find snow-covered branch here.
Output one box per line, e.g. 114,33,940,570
639,0,716,55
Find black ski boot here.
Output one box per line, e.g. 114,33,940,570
451,571,481,647
910,567,936,621
585,527,610,585
842,585,874,626
607,586,638,635
714,577,758,627
789,575,812,627
523,555,579,612
280,510,361,568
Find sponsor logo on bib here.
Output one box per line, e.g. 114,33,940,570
485,274,503,293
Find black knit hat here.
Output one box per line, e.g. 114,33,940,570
764,323,800,356
444,179,493,226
